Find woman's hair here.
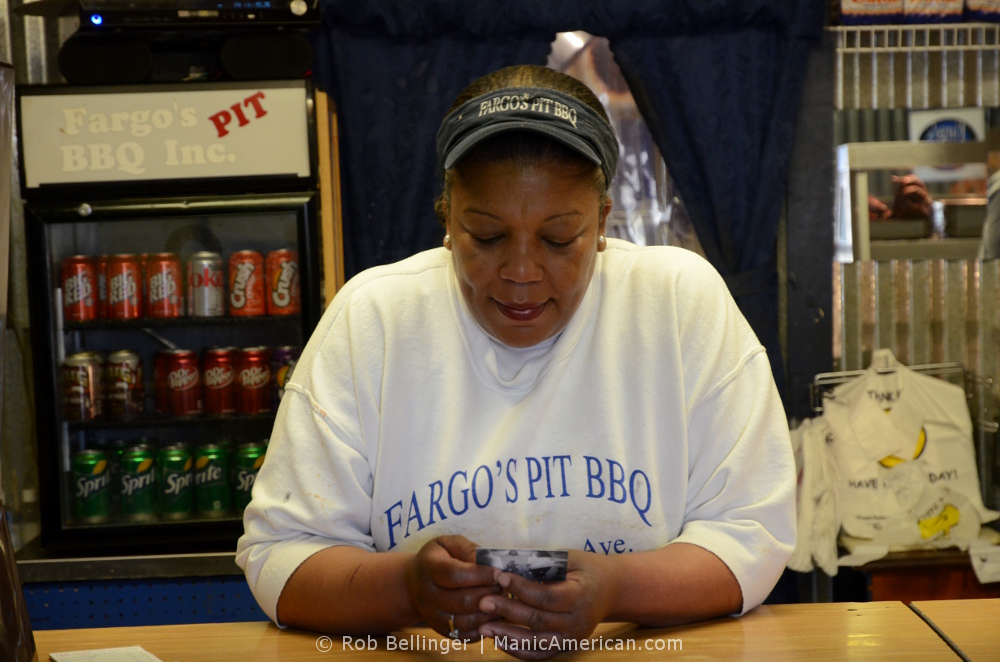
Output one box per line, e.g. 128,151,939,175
434,65,611,225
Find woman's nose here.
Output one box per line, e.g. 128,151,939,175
498,239,544,283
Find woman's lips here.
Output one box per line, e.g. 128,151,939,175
495,300,547,321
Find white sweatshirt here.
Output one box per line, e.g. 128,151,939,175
236,239,796,623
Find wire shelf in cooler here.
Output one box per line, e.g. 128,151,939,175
67,412,277,432
63,315,302,331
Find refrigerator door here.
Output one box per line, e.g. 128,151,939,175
25,192,319,553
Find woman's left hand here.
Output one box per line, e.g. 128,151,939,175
476,551,619,661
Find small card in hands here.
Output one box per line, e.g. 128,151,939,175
475,548,568,582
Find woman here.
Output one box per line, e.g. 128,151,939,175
237,64,795,658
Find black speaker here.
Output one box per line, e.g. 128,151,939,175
221,32,313,80
58,32,154,85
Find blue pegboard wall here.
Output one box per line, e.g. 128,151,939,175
23,575,269,629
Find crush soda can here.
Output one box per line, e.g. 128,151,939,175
73,449,111,523
187,252,225,317
63,351,104,421
61,255,98,322
120,445,157,521
228,250,265,317
236,347,272,414
194,444,230,517
145,253,184,318
104,350,144,419
265,249,300,315
158,444,193,519
107,254,144,319
166,349,203,416
203,347,237,415
233,442,266,512
271,346,300,411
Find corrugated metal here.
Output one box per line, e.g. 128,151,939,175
834,259,1000,509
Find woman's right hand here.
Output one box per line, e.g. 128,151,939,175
404,535,502,640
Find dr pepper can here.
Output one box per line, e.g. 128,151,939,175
236,347,271,414
228,250,265,317
265,249,300,315
166,349,203,416
203,347,237,415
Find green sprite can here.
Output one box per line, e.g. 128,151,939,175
158,444,193,519
72,449,111,523
120,445,158,521
233,442,266,512
194,443,230,517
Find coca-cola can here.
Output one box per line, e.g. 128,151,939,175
60,255,98,322
265,249,301,315
95,255,109,319
236,347,272,414
271,346,300,411
153,349,172,414
105,349,144,419
63,351,103,421
145,253,184,318
107,254,144,320
187,252,225,317
166,349,203,416
203,347,237,415
228,250,266,317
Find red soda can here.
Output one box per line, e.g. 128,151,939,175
95,255,109,319
236,347,272,414
61,255,98,322
145,253,184,318
228,250,265,317
265,249,301,315
203,347,237,415
107,254,144,320
153,349,172,414
166,349,203,416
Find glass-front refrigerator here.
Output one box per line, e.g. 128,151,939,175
17,80,320,554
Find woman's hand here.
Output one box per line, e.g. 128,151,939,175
476,551,619,661
404,535,502,641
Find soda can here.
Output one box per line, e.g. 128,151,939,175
166,349,203,416
60,255,98,322
158,444,193,519
120,445,158,521
203,347,238,415
72,449,111,523
187,252,225,317
270,346,300,411
145,253,184,318
236,347,272,414
63,352,104,421
95,255,110,319
194,444,231,517
107,254,144,319
228,250,266,317
265,249,301,315
233,442,266,512
105,350,144,419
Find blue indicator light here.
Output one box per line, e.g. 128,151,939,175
90,14,103,26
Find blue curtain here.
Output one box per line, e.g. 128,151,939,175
312,0,825,393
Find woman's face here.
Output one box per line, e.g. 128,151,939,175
445,158,609,348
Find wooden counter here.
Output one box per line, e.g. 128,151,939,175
911,598,1000,661
32,602,960,660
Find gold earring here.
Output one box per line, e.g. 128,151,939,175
443,234,451,248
